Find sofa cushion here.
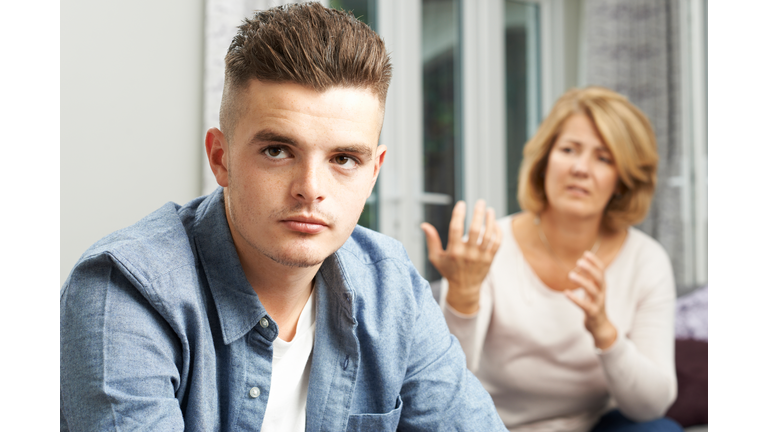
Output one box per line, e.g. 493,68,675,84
666,339,708,427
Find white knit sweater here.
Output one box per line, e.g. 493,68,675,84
440,215,677,432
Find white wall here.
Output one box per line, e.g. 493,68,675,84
61,0,205,285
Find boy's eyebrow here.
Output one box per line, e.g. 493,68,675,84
249,130,297,146
333,145,374,161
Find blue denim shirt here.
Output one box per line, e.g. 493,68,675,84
60,188,505,431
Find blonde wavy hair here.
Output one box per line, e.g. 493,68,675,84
517,87,658,232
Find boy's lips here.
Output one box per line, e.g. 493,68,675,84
281,215,329,234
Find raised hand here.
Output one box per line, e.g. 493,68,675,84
421,200,502,315
565,250,618,350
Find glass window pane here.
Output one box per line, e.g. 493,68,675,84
505,1,540,214
329,0,376,30
423,0,461,281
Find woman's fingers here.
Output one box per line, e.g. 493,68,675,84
466,200,487,248
568,270,600,301
428,199,501,271
489,217,504,255
479,207,497,250
421,222,444,262
574,255,605,293
582,250,605,272
567,251,615,348
564,289,592,314
566,250,610,320
447,200,467,250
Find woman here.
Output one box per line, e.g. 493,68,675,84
421,87,681,432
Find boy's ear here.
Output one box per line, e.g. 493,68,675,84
369,145,387,196
205,128,229,187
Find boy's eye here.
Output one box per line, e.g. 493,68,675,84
334,155,358,168
264,147,288,159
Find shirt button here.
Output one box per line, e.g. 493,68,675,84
249,387,261,398
260,317,269,328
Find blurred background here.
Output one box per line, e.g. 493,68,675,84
61,0,707,295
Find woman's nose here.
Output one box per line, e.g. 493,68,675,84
570,155,590,176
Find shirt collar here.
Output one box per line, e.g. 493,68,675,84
192,188,275,344
191,188,356,345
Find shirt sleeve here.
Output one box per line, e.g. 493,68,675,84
439,277,494,372
598,242,678,422
60,253,185,431
397,269,506,431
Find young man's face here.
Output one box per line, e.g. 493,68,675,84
208,80,386,269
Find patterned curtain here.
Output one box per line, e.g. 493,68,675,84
583,0,687,289
202,0,329,195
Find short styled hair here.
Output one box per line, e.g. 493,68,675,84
220,2,392,140
517,86,659,232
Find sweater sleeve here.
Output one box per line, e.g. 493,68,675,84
597,240,678,422
439,277,494,372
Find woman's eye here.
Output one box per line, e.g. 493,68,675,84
264,147,288,159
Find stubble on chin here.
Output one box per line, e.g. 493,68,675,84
260,204,342,267
225,192,345,269
261,247,326,268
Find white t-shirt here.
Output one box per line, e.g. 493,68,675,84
261,290,316,432
440,215,677,432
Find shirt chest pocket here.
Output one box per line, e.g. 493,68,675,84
346,395,403,432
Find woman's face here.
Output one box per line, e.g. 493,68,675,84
543,113,619,220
